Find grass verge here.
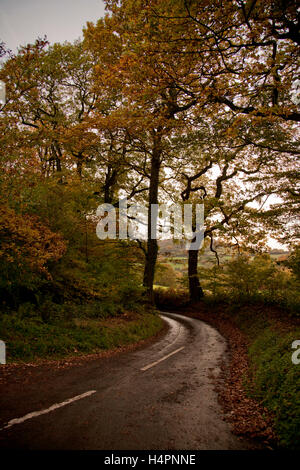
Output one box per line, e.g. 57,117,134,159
0,311,163,363
246,324,300,450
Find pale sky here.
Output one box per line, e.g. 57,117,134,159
0,0,106,51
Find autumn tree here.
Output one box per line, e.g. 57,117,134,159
84,0,299,303
84,2,223,301
0,38,146,316
160,113,278,302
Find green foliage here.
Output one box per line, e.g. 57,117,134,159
154,262,178,288
248,327,300,449
287,245,300,281
202,253,300,315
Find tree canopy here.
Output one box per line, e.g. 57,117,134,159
0,0,299,306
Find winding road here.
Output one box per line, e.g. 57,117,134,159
0,313,254,450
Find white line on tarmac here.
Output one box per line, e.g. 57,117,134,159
1,390,97,431
140,346,185,371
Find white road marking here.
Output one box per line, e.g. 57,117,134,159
140,346,185,371
1,314,186,430
159,315,183,352
1,390,96,431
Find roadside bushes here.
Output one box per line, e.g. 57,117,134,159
0,169,146,324
247,327,300,450
154,287,188,310
154,262,178,288
202,253,300,315
0,203,66,312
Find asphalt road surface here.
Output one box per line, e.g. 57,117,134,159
0,312,256,450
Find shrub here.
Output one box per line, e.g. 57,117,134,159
248,328,300,449
202,253,300,316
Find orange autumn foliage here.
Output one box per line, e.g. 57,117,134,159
0,204,66,279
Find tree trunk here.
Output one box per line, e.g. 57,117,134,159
77,159,83,178
103,166,117,204
143,235,158,304
143,135,161,304
188,241,204,303
51,142,63,182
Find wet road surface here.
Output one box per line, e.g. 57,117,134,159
0,313,255,450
